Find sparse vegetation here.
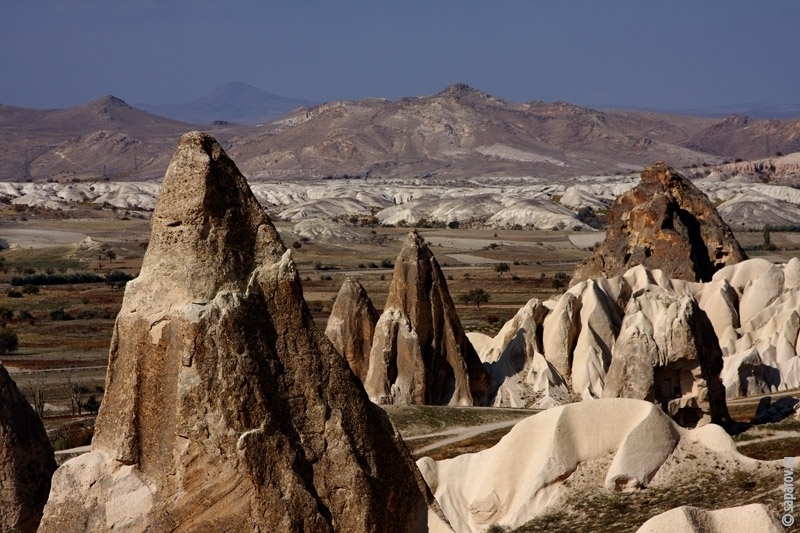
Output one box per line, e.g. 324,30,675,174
460,288,491,309
0,328,19,354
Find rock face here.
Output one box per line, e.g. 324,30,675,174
0,364,57,533
572,162,746,284
472,299,570,409
537,265,731,426
325,277,379,381
364,230,494,406
39,132,432,532
603,286,730,427
716,258,800,397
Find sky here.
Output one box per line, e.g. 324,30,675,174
2,1,799,111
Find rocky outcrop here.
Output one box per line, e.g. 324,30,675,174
602,286,730,427
39,132,433,532
473,299,570,408
364,230,494,406
573,162,746,284
0,364,57,533
635,504,784,533
325,277,379,381
716,258,800,396
418,399,683,533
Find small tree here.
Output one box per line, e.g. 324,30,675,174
83,395,101,414
463,288,490,309
0,328,19,354
63,373,89,416
21,284,39,295
495,263,510,276
104,249,117,263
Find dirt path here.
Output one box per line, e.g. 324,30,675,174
727,389,800,405
409,418,523,455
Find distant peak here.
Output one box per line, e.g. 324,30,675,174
722,114,753,125
439,83,485,97
88,95,130,109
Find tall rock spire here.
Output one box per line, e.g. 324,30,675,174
325,278,379,381
39,132,433,532
365,230,494,406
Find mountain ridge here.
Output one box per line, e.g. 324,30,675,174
1,83,799,183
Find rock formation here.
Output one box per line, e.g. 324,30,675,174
418,399,686,533
417,398,776,533
635,504,784,533
470,299,570,408
0,364,57,533
534,265,733,425
39,132,435,532
602,286,730,427
325,277,379,381
572,162,746,284
364,230,494,406
716,257,800,397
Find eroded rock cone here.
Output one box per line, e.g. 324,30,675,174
364,230,494,406
0,364,57,533
325,278,379,381
39,132,432,532
572,162,746,284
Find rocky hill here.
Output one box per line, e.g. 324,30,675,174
0,96,204,182
687,113,800,161
572,162,747,283
3,83,799,183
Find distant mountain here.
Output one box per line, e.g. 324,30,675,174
607,103,800,120
137,82,316,125
0,95,200,181
1,85,799,183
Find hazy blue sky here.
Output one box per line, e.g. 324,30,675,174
2,1,798,110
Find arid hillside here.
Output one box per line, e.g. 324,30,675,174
2,84,799,183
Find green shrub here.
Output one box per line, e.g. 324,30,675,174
6,289,22,298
